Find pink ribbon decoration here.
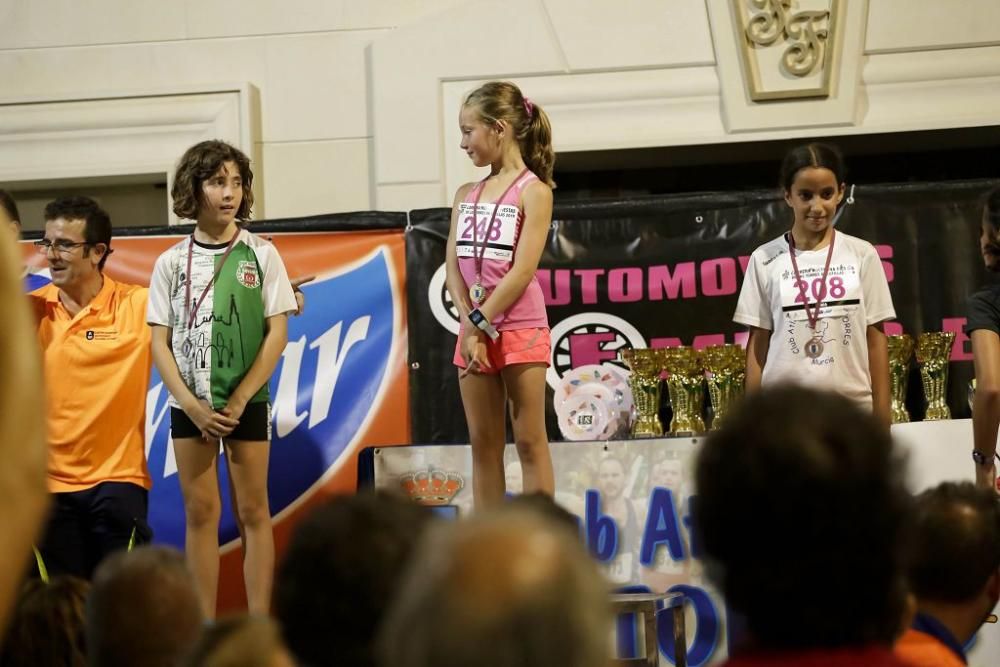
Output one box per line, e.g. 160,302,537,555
523,96,535,118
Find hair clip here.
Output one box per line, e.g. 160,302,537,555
523,97,535,118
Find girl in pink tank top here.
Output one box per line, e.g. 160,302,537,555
445,81,556,508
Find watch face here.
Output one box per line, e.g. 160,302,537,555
973,450,990,466
469,310,484,325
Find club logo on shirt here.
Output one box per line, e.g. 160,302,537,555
236,260,260,289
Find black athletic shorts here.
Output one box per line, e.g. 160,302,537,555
170,402,271,441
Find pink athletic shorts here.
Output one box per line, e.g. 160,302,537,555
453,327,551,374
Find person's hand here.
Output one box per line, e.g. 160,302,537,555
975,459,999,494
460,331,491,378
291,275,315,316
221,395,248,423
186,399,239,440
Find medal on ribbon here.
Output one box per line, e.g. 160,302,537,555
467,168,528,306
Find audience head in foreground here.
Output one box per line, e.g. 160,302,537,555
86,545,204,667
275,491,436,667
0,576,89,667
895,481,1000,667
695,385,913,665
184,615,295,667
379,507,610,667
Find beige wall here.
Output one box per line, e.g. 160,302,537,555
0,0,464,221
2,0,999,220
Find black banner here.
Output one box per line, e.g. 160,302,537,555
406,179,1000,444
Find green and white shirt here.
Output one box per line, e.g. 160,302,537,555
147,229,296,409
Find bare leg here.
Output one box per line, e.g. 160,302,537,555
225,467,247,557
224,439,273,615
502,363,554,496
459,369,508,509
174,436,222,619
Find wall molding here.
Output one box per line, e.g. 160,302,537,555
0,83,259,224
371,1,1000,209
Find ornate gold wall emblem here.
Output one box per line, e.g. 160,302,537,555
732,0,838,101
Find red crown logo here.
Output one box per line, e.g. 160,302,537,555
399,468,465,506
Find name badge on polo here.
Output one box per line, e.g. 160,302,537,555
85,329,119,341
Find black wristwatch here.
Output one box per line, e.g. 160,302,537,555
972,450,996,467
468,308,499,342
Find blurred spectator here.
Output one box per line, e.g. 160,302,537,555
275,491,435,667
86,546,203,667
0,214,48,634
184,615,295,667
695,386,913,666
505,491,580,538
895,481,1000,667
0,576,89,667
379,507,610,667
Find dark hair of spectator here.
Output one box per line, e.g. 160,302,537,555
985,187,1000,231
909,481,1000,603
0,189,20,224
505,492,581,539
43,196,113,270
695,386,912,649
171,140,254,221
86,546,203,667
779,142,846,192
0,576,89,667
275,491,435,667
183,615,287,667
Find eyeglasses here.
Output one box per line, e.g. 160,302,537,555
33,240,91,255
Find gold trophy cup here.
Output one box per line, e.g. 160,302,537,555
886,334,914,424
915,331,956,421
662,346,706,435
618,348,667,437
703,344,746,431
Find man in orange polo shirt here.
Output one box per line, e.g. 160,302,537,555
30,196,153,579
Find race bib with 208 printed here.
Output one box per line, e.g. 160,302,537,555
778,261,862,322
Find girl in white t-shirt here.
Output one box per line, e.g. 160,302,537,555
734,143,895,426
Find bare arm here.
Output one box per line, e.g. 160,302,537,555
0,234,48,632
224,314,289,421
972,329,1000,490
445,183,490,371
867,323,891,431
479,181,553,322
745,327,770,392
445,183,478,325
150,325,238,439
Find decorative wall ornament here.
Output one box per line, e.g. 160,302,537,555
732,0,838,101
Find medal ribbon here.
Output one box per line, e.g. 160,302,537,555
787,229,836,331
184,230,240,331
469,167,529,288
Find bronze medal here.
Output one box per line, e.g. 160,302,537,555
469,282,486,304
804,336,825,359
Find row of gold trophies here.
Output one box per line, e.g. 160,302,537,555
617,332,956,437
